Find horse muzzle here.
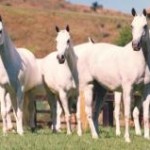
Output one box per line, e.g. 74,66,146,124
132,41,141,51
56,54,65,64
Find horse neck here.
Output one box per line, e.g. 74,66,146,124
0,29,18,72
0,30,21,82
66,42,78,84
142,28,150,69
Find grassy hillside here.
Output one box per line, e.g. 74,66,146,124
0,2,131,57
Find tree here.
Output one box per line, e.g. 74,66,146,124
91,1,102,12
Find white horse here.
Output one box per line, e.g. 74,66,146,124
0,16,42,135
0,47,77,135
54,37,96,132
36,51,77,134
130,8,150,139
56,21,149,142
82,36,143,137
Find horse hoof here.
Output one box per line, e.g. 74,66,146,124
125,137,131,143
92,134,99,139
67,132,72,135
144,135,150,140
135,131,142,136
17,130,24,136
116,131,121,136
56,129,62,133
77,130,82,136
3,132,8,136
52,129,58,133
31,128,36,133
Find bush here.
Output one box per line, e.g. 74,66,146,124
115,26,132,46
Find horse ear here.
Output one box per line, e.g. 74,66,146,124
66,25,70,32
143,9,147,17
55,26,59,32
0,15,2,22
131,8,137,16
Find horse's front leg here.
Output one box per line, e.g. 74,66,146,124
114,91,122,136
5,93,13,131
122,84,132,143
84,83,98,139
76,93,82,136
143,96,150,139
59,90,71,135
16,86,24,135
0,87,8,135
55,99,63,132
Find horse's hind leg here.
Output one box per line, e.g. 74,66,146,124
122,84,132,142
46,91,57,132
132,94,142,136
92,83,107,133
84,83,99,139
143,89,150,139
26,91,36,132
59,90,71,135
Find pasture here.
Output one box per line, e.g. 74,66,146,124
0,127,149,150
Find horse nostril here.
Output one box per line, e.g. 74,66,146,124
61,55,65,60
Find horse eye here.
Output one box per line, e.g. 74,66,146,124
0,30,2,34
131,25,133,29
67,40,70,44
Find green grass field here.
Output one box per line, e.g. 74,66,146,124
0,127,150,150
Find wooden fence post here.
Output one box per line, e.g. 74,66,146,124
80,91,89,131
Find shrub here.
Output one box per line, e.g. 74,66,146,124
115,26,132,46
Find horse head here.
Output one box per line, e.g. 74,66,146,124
131,8,148,51
55,25,71,64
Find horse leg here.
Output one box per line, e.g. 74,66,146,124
76,94,82,136
122,84,132,142
132,106,141,135
84,83,99,139
27,91,36,132
55,99,63,132
46,91,57,132
143,96,150,139
143,88,150,139
114,91,122,136
92,83,107,133
132,94,142,136
16,87,24,135
59,90,71,135
0,87,8,135
5,93,13,131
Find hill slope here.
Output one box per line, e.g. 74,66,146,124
0,1,131,57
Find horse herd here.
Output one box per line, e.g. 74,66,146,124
0,8,150,143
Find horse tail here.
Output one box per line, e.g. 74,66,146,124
88,37,95,44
